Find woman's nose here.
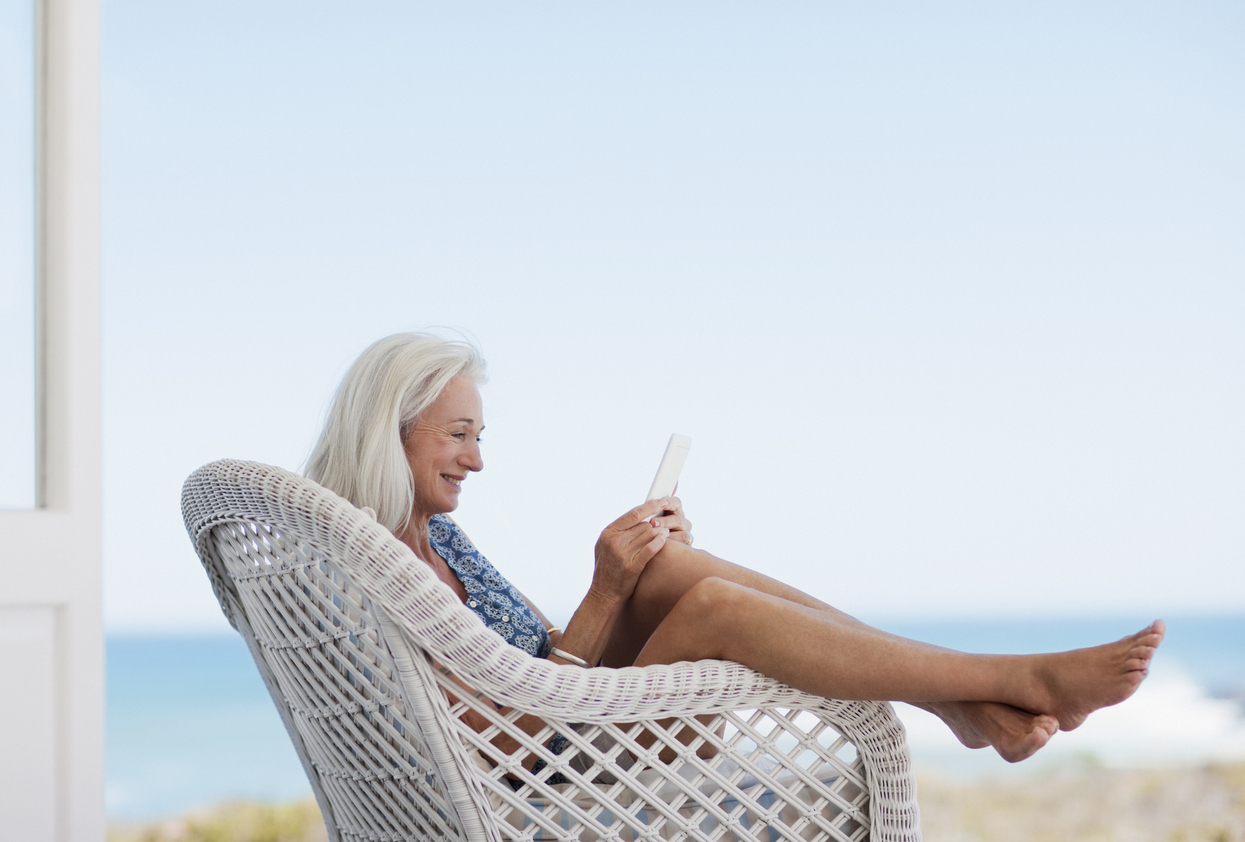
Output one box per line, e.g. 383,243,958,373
464,441,484,472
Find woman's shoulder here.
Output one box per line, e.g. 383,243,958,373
429,515,501,574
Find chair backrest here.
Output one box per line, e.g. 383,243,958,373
183,460,922,842
183,459,497,842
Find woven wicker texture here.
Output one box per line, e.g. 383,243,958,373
182,460,921,842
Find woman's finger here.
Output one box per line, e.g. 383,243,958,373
600,520,664,565
647,496,690,535
615,523,668,563
639,530,668,564
649,512,690,530
593,500,678,599
665,528,693,545
618,498,674,528
598,507,661,552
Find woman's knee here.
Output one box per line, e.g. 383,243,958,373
639,577,754,663
636,543,735,606
624,543,715,623
668,576,750,628
618,561,758,667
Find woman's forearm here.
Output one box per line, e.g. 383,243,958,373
549,587,626,668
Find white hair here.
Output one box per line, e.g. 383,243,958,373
305,332,487,534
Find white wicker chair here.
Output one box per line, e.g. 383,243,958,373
182,460,921,842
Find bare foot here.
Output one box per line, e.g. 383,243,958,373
1030,620,1165,731
919,701,1059,763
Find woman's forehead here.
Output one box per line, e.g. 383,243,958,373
428,376,483,420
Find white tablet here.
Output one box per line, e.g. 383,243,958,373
645,434,691,503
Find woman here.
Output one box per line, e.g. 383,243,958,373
306,332,1163,765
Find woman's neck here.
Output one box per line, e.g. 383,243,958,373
398,510,470,604
398,512,436,564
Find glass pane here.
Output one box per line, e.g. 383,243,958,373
0,0,37,509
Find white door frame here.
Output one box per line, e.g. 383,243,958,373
0,0,102,839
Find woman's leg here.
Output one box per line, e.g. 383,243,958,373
604,540,1035,665
602,540,867,665
606,542,1161,761
632,576,1162,730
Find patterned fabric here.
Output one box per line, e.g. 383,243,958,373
428,514,551,659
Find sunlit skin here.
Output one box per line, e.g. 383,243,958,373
398,376,1164,764
396,375,485,589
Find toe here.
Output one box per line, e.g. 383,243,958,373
1034,714,1059,736
1001,721,1054,763
1138,621,1166,647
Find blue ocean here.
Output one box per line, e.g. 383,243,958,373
106,614,1245,820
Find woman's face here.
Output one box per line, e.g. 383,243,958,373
403,376,484,519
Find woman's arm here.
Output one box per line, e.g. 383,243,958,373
544,497,677,667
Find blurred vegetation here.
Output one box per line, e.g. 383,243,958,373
918,760,1245,842
108,761,1245,842
108,799,326,842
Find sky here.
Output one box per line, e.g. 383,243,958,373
93,0,1244,632
0,0,36,507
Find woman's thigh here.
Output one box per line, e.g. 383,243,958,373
600,540,836,667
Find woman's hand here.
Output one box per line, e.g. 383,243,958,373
649,496,693,546
591,498,675,603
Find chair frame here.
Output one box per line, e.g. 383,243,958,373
182,460,921,842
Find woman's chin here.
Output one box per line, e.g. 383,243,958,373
411,497,460,520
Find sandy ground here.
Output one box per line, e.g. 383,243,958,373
108,762,1245,842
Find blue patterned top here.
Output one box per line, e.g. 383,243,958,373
428,514,551,659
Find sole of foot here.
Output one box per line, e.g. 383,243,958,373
937,701,1060,763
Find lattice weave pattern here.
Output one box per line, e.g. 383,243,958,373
182,460,921,842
